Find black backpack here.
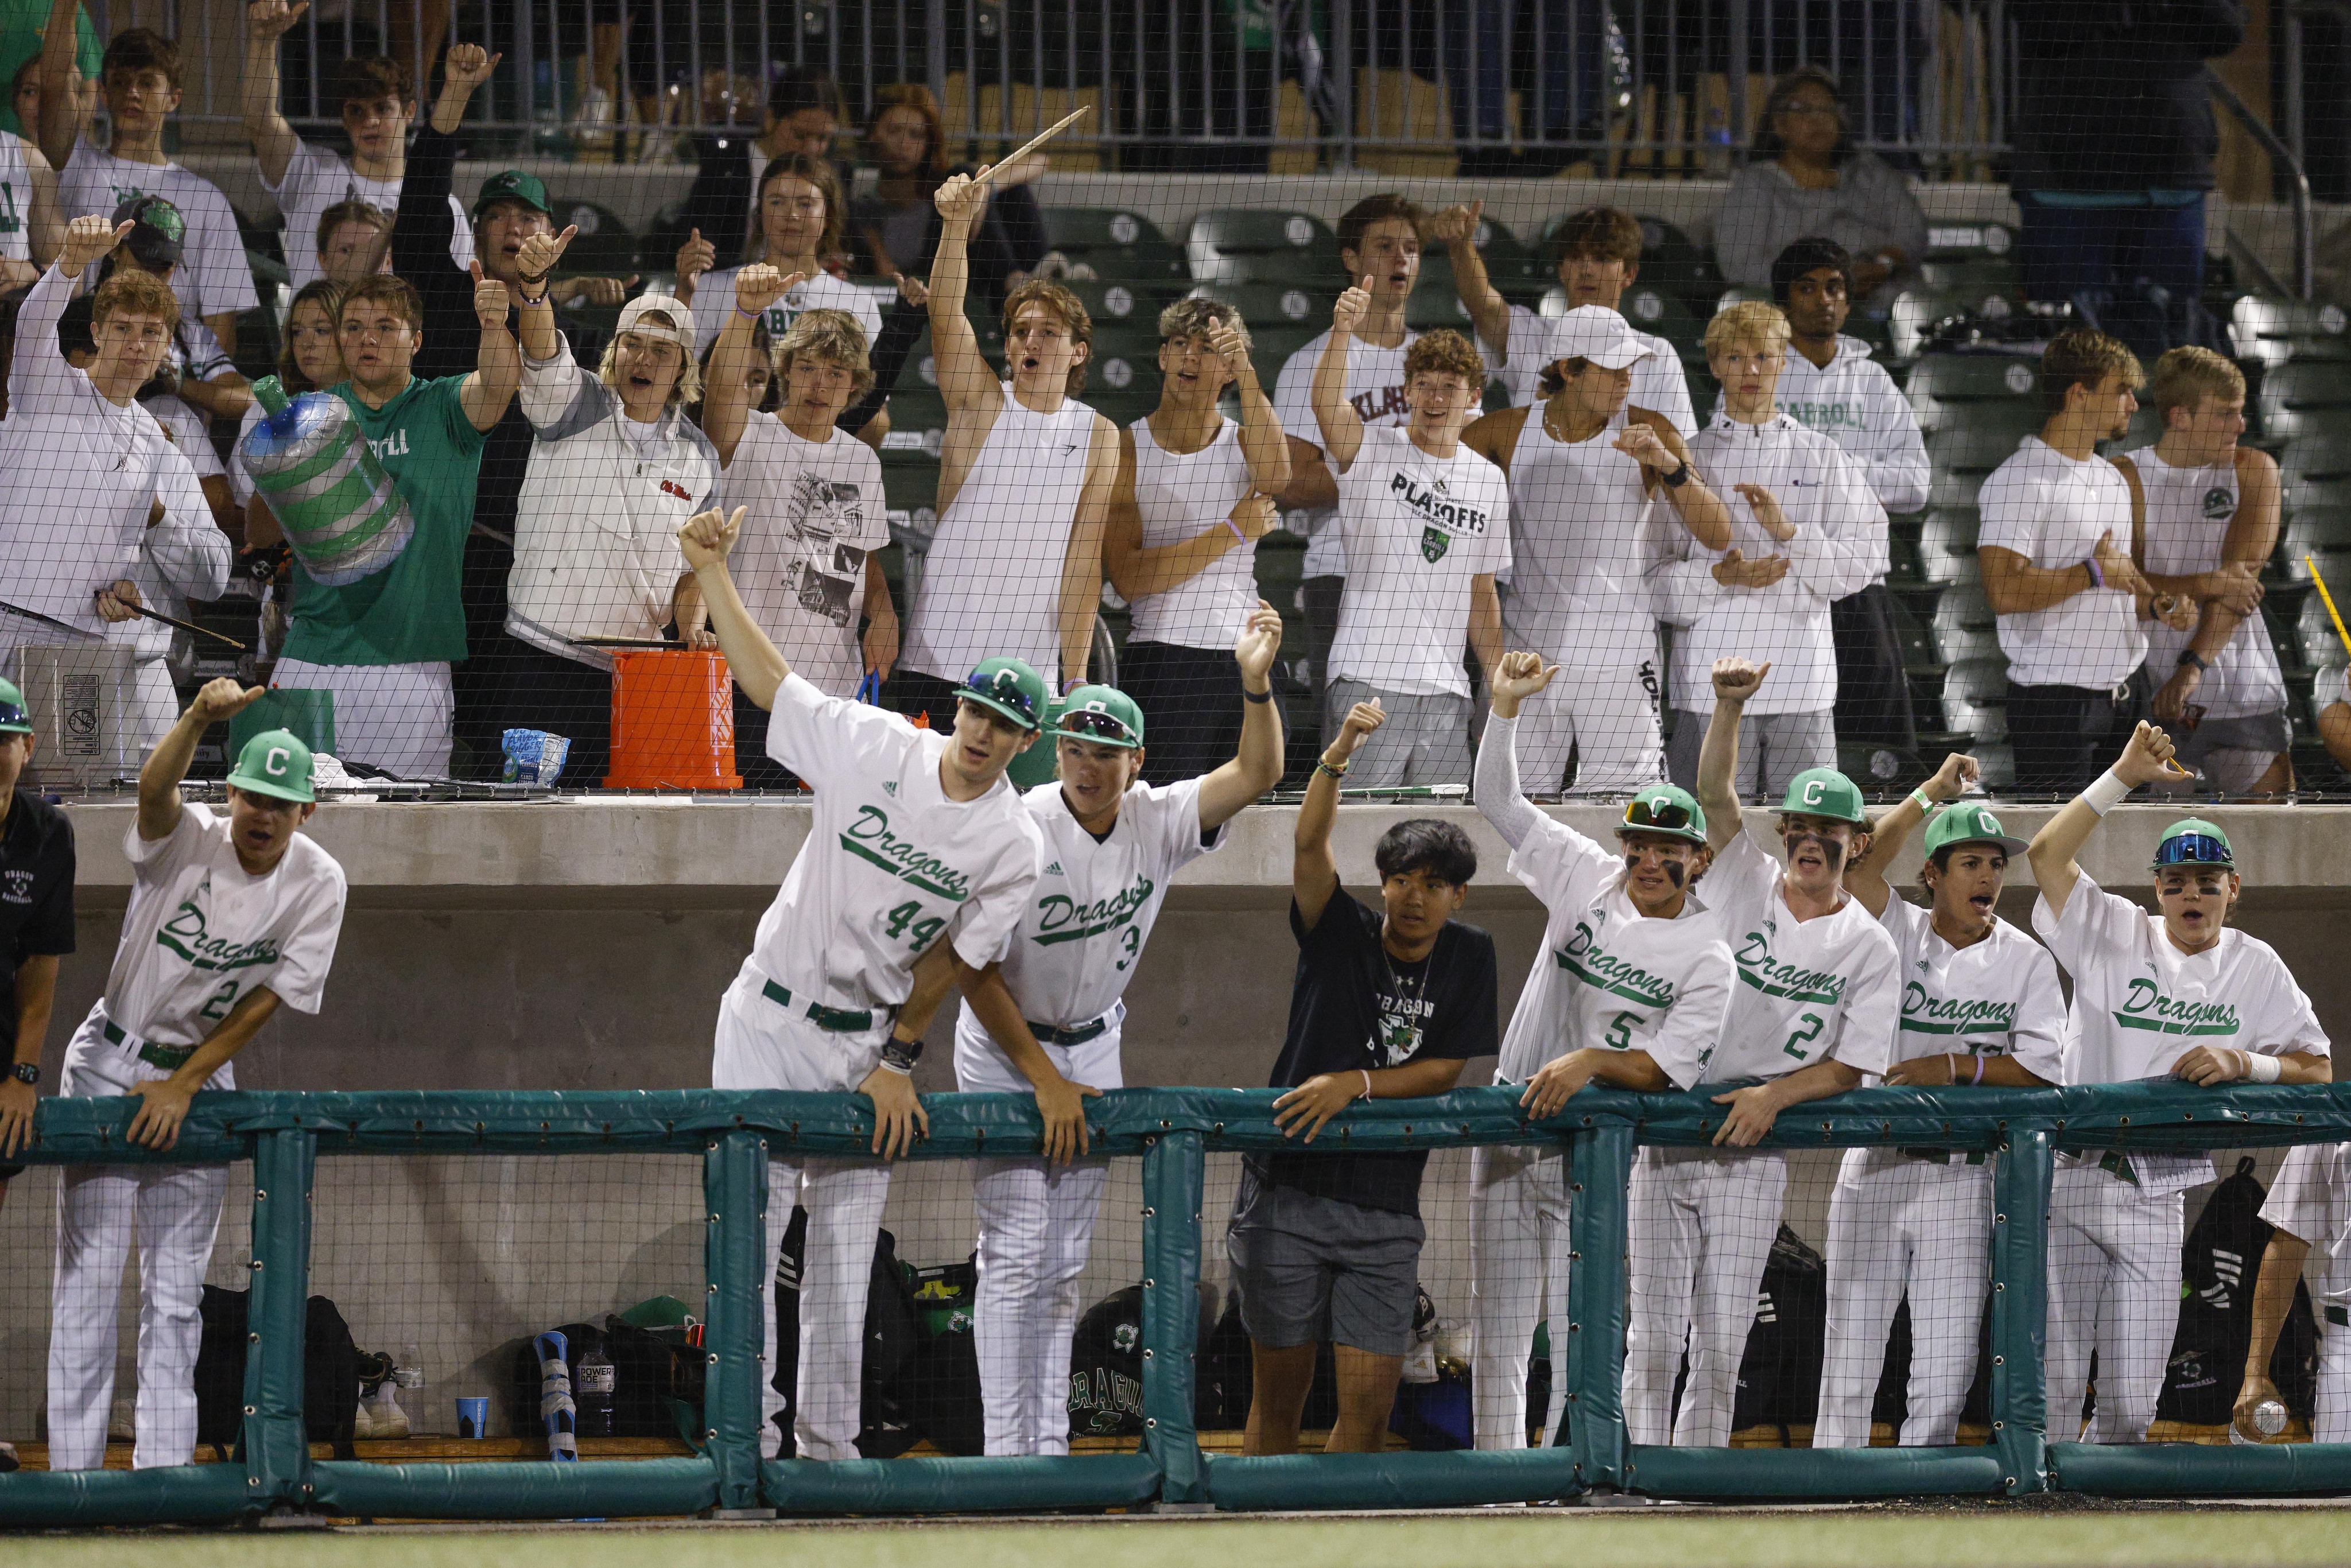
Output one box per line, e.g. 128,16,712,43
2156,1156,2321,1425
1729,1225,1828,1431
192,1286,362,1460
1066,1285,1147,1442
770,1208,924,1458
1869,1294,1996,1435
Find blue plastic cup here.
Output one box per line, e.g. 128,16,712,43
456,1396,490,1438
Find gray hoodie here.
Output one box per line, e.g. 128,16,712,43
1713,153,1930,293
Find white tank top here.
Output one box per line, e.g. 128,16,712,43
903,382,1098,687
0,133,30,263
1502,406,1658,641
1126,414,1258,650
2133,448,2285,720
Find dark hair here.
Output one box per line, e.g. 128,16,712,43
332,55,412,114
2038,327,2144,416
278,279,344,391
338,273,424,331
102,27,182,91
55,292,95,359
688,315,780,427
767,64,841,125
1549,206,1643,269
10,52,40,97
866,83,948,180
754,150,847,261
1374,818,1477,887
1749,66,1852,165
1770,236,1853,303
1336,193,1423,265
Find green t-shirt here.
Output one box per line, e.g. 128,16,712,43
281,375,486,668
0,0,102,138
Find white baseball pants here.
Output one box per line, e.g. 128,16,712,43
2319,1315,2351,1445
269,657,453,779
2044,1162,2185,1444
1813,1154,1992,1447
1469,1142,1573,1450
973,1154,1110,1456
1624,1147,1787,1448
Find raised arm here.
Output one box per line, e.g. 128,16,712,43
1294,698,1384,929
1620,415,1732,552
241,0,308,184
928,169,1002,412
703,262,802,464
509,224,579,366
1428,201,1508,367
1845,751,1977,918
1476,651,1559,850
1056,418,1118,689
677,506,787,707
139,678,268,844
13,142,61,280
34,0,88,170
459,261,520,431
1195,601,1288,827
2026,721,2182,921
429,41,498,135
1696,657,1769,850
1216,321,1290,494
1312,281,1370,471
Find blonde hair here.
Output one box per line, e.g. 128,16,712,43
598,308,703,407
1403,328,1484,386
775,307,875,397
1704,300,1792,356
1158,294,1250,353
2150,345,2245,417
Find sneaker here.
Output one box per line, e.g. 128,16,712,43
368,1382,411,1440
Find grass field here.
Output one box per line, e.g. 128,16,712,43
15,1505,2351,1568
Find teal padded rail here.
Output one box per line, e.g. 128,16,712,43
1566,1124,1635,1492
309,1457,720,1519
1142,1131,1209,1504
245,1130,317,1510
1202,1449,1581,1510
1991,1129,2054,1495
762,1453,1161,1513
2050,1440,2351,1495
704,1131,769,1511
1625,1444,2007,1498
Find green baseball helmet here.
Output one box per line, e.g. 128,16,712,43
474,168,552,220
2151,817,2234,872
225,729,317,804
957,658,1050,732
1617,783,1708,845
1775,766,1868,825
0,676,30,735
1922,800,2028,859
1054,684,1145,750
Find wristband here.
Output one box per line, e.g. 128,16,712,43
737,302,763,320
1242,685,1273,704
2084,556,2105,591
1908,787,1936,812
516,267,550,287
1359,1069,1373,1101
1971,1053,1987,1086
2244,1051,2283,1084
1224,517,1251,545
880,1030,923,1074
1315,758,1348,781
2177,649,2209,673
1659,461,1690,488
2081,768,2132,817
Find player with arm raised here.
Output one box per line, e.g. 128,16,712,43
2027,723,2330,1443
1811,751,2063,1449
680,503,1048,1462
1621,657,1901,1448
953,602,1286,1456
46,678,347,1471
1468,650,1732,1450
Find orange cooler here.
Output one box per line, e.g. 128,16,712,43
604,650,743,789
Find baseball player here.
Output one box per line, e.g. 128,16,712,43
953,602,1287,1456
48,678,348,1471
677,503,1049,1462
1623,656,1900,1448
1813,752,2065,1447
2026,722,2331,1443
2235,1140,2351,1443
1468,650,1734,1450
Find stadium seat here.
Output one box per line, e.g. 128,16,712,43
1940,655,2011,742
1190,280,1329,331
2297,590,2351,669
1417,217,1545,304
1045,205,1176,255
2231,295,2351,368
2284,507,2351,572
1919,257,2022,294
550,200,637,274
1907,351,2042,433
1930,582,2000,665
1053,277,1184,329
2259,360,2351,434
1621,215,1722,317
2280,430,2351,484
1404,288,1484,332
1923,219,2019,263
1927,422,2032,481
877,389,949,463
1186,209,1343,284
1918,507,1983,584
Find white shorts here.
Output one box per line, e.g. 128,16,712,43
270,657,453,778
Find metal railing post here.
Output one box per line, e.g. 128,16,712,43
1142,1130,1207,1504
1989,1126,2052,1496
707,1130,770,1511
243,1128,317,1512
1566,1123,1634,1493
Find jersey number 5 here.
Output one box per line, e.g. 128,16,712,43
883,900,946,953
1604,1010,1642,1050
1782,1011,1825,1061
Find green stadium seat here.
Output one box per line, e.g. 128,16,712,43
1417,220,1545,308
1187,209,1343,284
876,389,948,464
1928,422,2031,479
1940,655,2011,743
1190,281,1330,332
550,200,637,273
2280,430,2351,483
1922,220,2020,263
2298,591,2351,667
1404,288,1484,332
1614,215,1721,317
1907,352,2042,432
2232,296,2351,368
2285,510,2351,577
1047,207,1174,253
1918,257,2022,293
2260,360,2351,433
1052,276,1185,329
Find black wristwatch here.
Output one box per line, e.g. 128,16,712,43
2177,649,2209,673
1659,460,1690,489
8,1062,37,1085
880,1027,924,1075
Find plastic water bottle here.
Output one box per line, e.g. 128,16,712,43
2231,1398,2287,1443
575,1345,616,1439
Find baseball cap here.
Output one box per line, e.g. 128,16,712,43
225,729,317,804
1774,766,1868,825
615,292,695,354
1619,783,1708,845
1548,304,1655,371
957,658,1049,732
1054,685,1144,749
0,676,30,735
2151,817,2234,871
473,169,552,220
1922,801,2028,860
111,194,184,271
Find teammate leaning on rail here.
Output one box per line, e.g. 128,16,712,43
1468,650,1733,1452
952,605,1287,1457
2026,722,2331,1445
677,502,1048,1464
2234,1139,2351,1446
1813,753,2063,1449
48,679,348,1472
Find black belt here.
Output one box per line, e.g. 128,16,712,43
2328,1305,2349,1329
103,1017,194,1072
761,979,880,1034
2098,1150,2140,1186
1899,1147,1988,1166
1027,1014,1112,1047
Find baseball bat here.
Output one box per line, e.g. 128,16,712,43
975,105,1091,187
6,595,242,651
2309,556,2351,662
116,601,247,651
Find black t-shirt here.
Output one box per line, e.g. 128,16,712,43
0,787,75,1049
1249,876,1497,1216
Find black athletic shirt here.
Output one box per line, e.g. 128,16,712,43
1248,874,1496,1216
0,787,73,1177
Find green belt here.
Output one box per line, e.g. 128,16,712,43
761,979,878,1034
2328,1305,2349,1329
2098,1149,2140,1186
1027,1015,1112,1047
103,1018,195,1073
1899,1147,1988,1166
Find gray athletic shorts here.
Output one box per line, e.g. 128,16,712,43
1324,678,1472,789
2164,709,2291,793
1225,1170,1425,1356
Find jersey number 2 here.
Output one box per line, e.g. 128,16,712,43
884,899,946,953
199,980,240,1022
1782,1012,1825,1061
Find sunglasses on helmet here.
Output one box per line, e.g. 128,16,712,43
1057,708,1135,743
1623,797,1694,833
959,673,1038,723
2152,833,2233,870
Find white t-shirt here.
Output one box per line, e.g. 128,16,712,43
1494,803,1733,1088
691,266,883,358
1977,437,2146,689
742,673,1045,1014
2128,447,2287,720
720,412,891,698
1692,832,1900,1084
264,136,473,289
1327,424,1511,698
59,139,258,323
1125,414,1260,650
83,801,347,1081
953,774,1227,1093
2317,663,2349,714
1484,302,1696,436
2033,870,2330,1194
2260,1142,2351,1313
0,130,32,263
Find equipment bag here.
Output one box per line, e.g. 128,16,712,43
193,1286,362,1460
1729,1225,1828,1430
2156,1156,2320,1425
770,1207,924,1458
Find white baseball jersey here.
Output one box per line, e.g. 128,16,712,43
265,135,473,289
2261,1142,2351,1314
743,673,1045,1013
71,802,347,1085
1328,424,1512,698
2034,871,2330,1194
1691,832,1900,1084
1977,437,2146,689
1494,808,1733,1087
2129,447,2287,720
953,774,1227,1092
720,412,891,698
1125,414,1259,651
691,267,883,359
0,130,31,262
59,139,259,322
1483,302,1696,436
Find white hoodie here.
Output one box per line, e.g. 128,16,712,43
1772,334,1930,516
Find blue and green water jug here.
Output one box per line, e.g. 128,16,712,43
237,376,416,587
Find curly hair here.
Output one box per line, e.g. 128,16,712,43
90,267,178,329
1157,294,1250,352
752,152,847,263
1002,280,1095,395
775,306,875,398
1403,328,1484,387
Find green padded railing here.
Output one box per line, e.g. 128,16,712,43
4,1080,2350,1524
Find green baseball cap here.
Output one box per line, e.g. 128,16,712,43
1054,684,1145,749
2151,817,2234,872
1618,783,1708,845
1774,766,1868,825
0,676,30,735
1922,800,2028,860
474,169,552,220
225,729,316,804
957,658,1049,732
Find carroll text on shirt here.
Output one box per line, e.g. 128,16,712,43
156,899,284,973
2112,978,2241,1037
1555,919,1678,1010
1786,399,1867,433
1898,983,2019,1036
1733,932,1846,1005
837,804,974,902
1033,874,1156,946
368,429,412,459
1388,472,1491,535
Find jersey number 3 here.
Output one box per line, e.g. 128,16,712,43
883,899,946,953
